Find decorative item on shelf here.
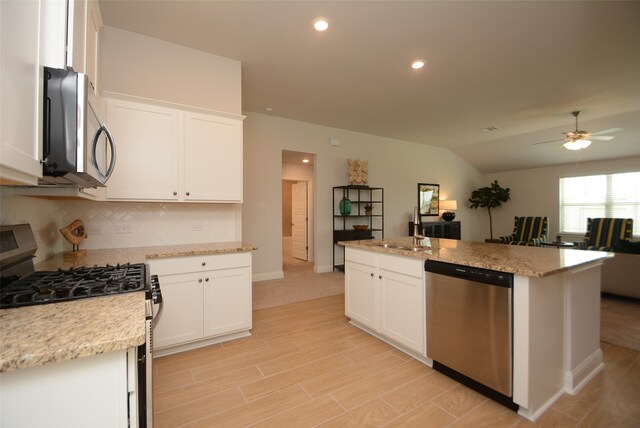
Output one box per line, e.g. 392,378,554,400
364,203,373,215
469,180,510,240
353,225,369,231
347,159,368,186
59,219,88,259
339,196,352,215
441,200,457,221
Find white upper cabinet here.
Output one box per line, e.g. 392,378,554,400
0,0,44,185
105,97,244,203
183,112,243,202
105,99,180,200
67,0,102,96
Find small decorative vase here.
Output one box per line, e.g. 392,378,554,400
442,212,456,221
339,197,352,215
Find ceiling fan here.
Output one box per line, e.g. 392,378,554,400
533,111,622,150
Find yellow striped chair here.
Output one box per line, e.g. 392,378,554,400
499,216,549,246
575,218,633,251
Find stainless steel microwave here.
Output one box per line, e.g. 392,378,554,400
41,67,116,188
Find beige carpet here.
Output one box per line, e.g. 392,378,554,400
252,254,344,310
601,294,640,351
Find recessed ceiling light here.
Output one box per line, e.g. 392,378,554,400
411,60,425,70
313,18,329,32
302,159,310,164
265,107,274,112
481,126,499,132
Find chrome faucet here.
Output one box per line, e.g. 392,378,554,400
413,207,424,247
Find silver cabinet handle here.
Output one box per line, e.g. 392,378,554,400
202,262,206,266
379,275,382,279
198,278,203,283
186,192,190,196
205,278,209,282
173,191,177,196
370,273,374,277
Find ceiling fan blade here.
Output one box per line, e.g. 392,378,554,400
591,135,615,141
591,127,622,136
533,138,564,146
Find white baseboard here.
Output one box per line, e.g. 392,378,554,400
518,387,565,422
252,271,284,282
564,348,604,394
315,265,334,274
154,330,251,358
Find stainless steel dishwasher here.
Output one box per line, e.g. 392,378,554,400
425,260,517,410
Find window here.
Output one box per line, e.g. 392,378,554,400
559,172,640,236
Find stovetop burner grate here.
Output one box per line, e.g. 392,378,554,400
0,263,148,309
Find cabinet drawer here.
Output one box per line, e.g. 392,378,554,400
345,248,377,267
379,254,423,279
149,252,251,276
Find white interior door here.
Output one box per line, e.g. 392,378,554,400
291,182,308,261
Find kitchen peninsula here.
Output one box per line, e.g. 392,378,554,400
339,237,611,421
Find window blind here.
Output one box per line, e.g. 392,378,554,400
559,172,640,236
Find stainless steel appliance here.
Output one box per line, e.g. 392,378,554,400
0,224,161,427
425,260,517,410
41,67,116,188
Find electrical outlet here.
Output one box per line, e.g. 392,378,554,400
87,225,103,235
191,222,204,232
116,223,132,234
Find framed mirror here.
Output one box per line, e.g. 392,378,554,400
418,183,440,217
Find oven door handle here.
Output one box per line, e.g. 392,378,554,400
153,299,164,329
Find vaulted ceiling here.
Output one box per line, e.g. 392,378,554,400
100,0,640,173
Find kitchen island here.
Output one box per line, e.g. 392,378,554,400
339,237,611,422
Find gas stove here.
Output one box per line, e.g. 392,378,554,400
0,263,150,309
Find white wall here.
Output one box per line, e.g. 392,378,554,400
100,26,242,114
243,112,485,279
484,156,640,241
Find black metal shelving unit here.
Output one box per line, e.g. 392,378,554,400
333,185,384,272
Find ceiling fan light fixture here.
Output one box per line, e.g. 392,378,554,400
563,139,591,150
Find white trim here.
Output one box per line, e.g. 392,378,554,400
314,265,334,274
154,330,251,358
252,271,284,282
517,388,565,422
564,348,604,394
103,91,246,121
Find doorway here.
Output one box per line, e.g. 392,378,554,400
282,150,315,275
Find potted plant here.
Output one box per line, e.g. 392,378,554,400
469,180,510,240
364,203,373,215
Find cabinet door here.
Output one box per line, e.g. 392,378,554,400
105,99,179,200
85,0,102,95
203,267,252,337
0,0,43,185
344,261,377,329
183,112,243,202
66,0,86,74
378,268,425,354
153,272,204,349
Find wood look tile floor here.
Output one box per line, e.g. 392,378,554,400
154,294,640,428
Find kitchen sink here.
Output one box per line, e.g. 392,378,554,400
371,242,430,252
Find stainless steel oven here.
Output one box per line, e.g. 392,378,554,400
139,275,163,428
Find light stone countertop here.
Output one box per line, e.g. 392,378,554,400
1,242,256,373
0,293,145,372
339,237,612,277
35,241,258,271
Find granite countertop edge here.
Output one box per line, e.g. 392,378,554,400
339,238,611,278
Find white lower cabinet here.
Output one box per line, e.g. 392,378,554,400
149,252,252,354
0,348,134,428
344,248,426,355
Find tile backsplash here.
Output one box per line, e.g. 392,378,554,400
1,189,241,263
